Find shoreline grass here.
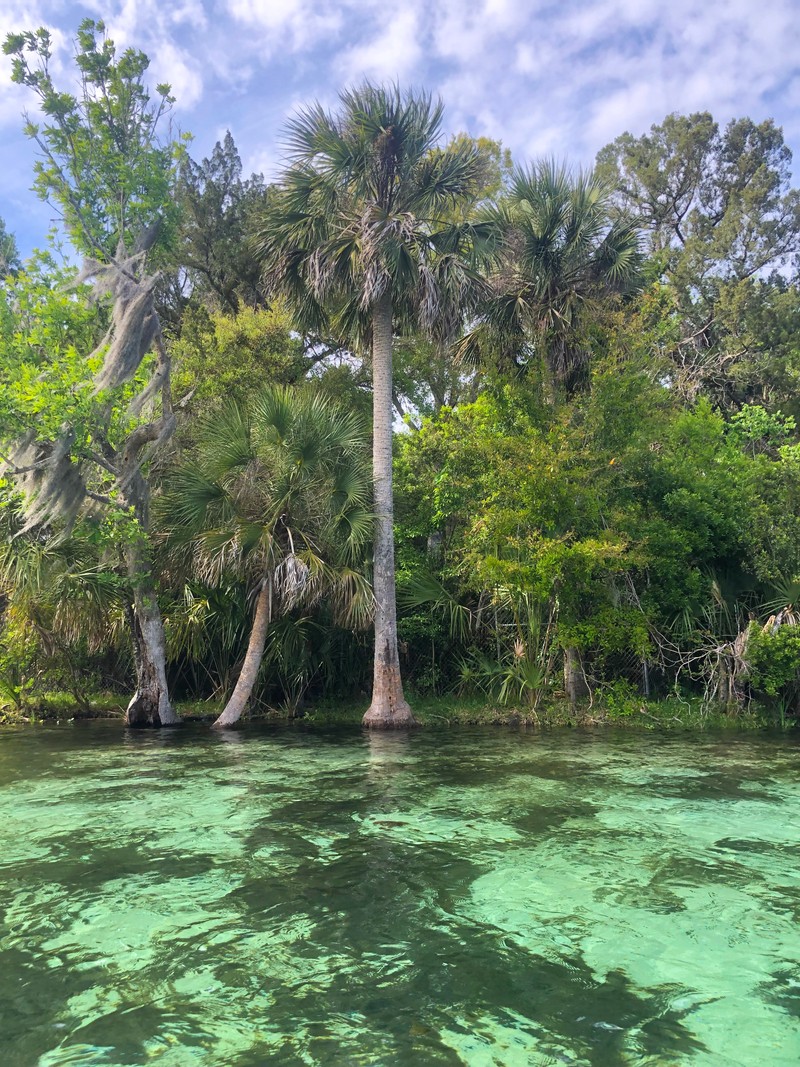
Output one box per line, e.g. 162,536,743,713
1,690,791,731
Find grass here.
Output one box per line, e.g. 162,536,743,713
300,692,782,731
0,689,790,731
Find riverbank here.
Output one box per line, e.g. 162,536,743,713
1,690,790,731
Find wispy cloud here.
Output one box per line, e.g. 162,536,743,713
336,7,423,81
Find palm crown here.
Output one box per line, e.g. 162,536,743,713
161,385,373,726
164,386,372,601
252,84,487,345
462,161,643,388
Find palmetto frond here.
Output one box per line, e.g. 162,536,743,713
761,576,800,622
399,570,473,641
251,83,487,347
0,514,127,653
160,384,372,617
468,161,644,386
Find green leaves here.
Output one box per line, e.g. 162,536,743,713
4,19,182,259
468,162,643,390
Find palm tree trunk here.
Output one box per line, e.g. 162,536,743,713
124,542,180,727
213,577,272,728
363,293,417,728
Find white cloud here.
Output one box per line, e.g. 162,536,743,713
148,40,203,108
336,7,423,81
225,0,343,55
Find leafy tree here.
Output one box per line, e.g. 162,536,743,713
161,385,372,726
596,113,800,281
0,218,20,278
252,84,486,727
174,131,269,316
2,20,184,725
393,326,794,707
170,304,308,417
742,442,800,584
4,21,182,258
596,113,800,408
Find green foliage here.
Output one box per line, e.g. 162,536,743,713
0,251,104,441
728,404,795,456
596,112,800,281
741,445,800,583
596,112,800,412
170,304,307,414
175,131,269,314
597,678,641,719
0,252,166,526
457,647,549,710
746,623,800,700
0,217,20,278
0,504,130,710
4,20,185,258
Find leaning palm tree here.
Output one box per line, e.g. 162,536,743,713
461,161,643,393
251,84,486,727
160,385,373,727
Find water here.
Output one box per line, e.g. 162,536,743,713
0,724,798,1067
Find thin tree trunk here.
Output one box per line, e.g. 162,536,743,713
564,645,589,707
213,578,272,728
124,543,180,727
363,293,417,728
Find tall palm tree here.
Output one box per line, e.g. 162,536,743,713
461,162,643,393
252,84,486,727
161,385,373,727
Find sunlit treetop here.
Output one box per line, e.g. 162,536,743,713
3,18,187,260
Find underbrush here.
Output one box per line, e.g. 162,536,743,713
0,689,788,731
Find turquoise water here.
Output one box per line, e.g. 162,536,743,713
0,724,798,1066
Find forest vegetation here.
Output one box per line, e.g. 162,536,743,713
2,20,800,730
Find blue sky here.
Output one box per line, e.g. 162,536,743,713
2,0,799,256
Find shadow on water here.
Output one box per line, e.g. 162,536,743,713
0,722,798,1065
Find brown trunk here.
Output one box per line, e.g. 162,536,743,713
213,578,272,728
564,645,589,706
363,293,417,728
124,552,180,727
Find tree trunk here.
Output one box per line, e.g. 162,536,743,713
124,546,180,727
564,645,589,706
213,578,272,728
363,294,417,728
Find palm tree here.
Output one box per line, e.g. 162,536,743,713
160,385,372,727
0,511,128,711
461,161,643,393
251,84,485,727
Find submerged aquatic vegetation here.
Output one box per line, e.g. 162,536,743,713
0,723,798,1065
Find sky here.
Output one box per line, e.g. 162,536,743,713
1,0,800,256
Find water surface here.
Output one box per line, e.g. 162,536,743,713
1,723,798,1066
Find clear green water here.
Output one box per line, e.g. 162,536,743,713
1,725,799,1066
